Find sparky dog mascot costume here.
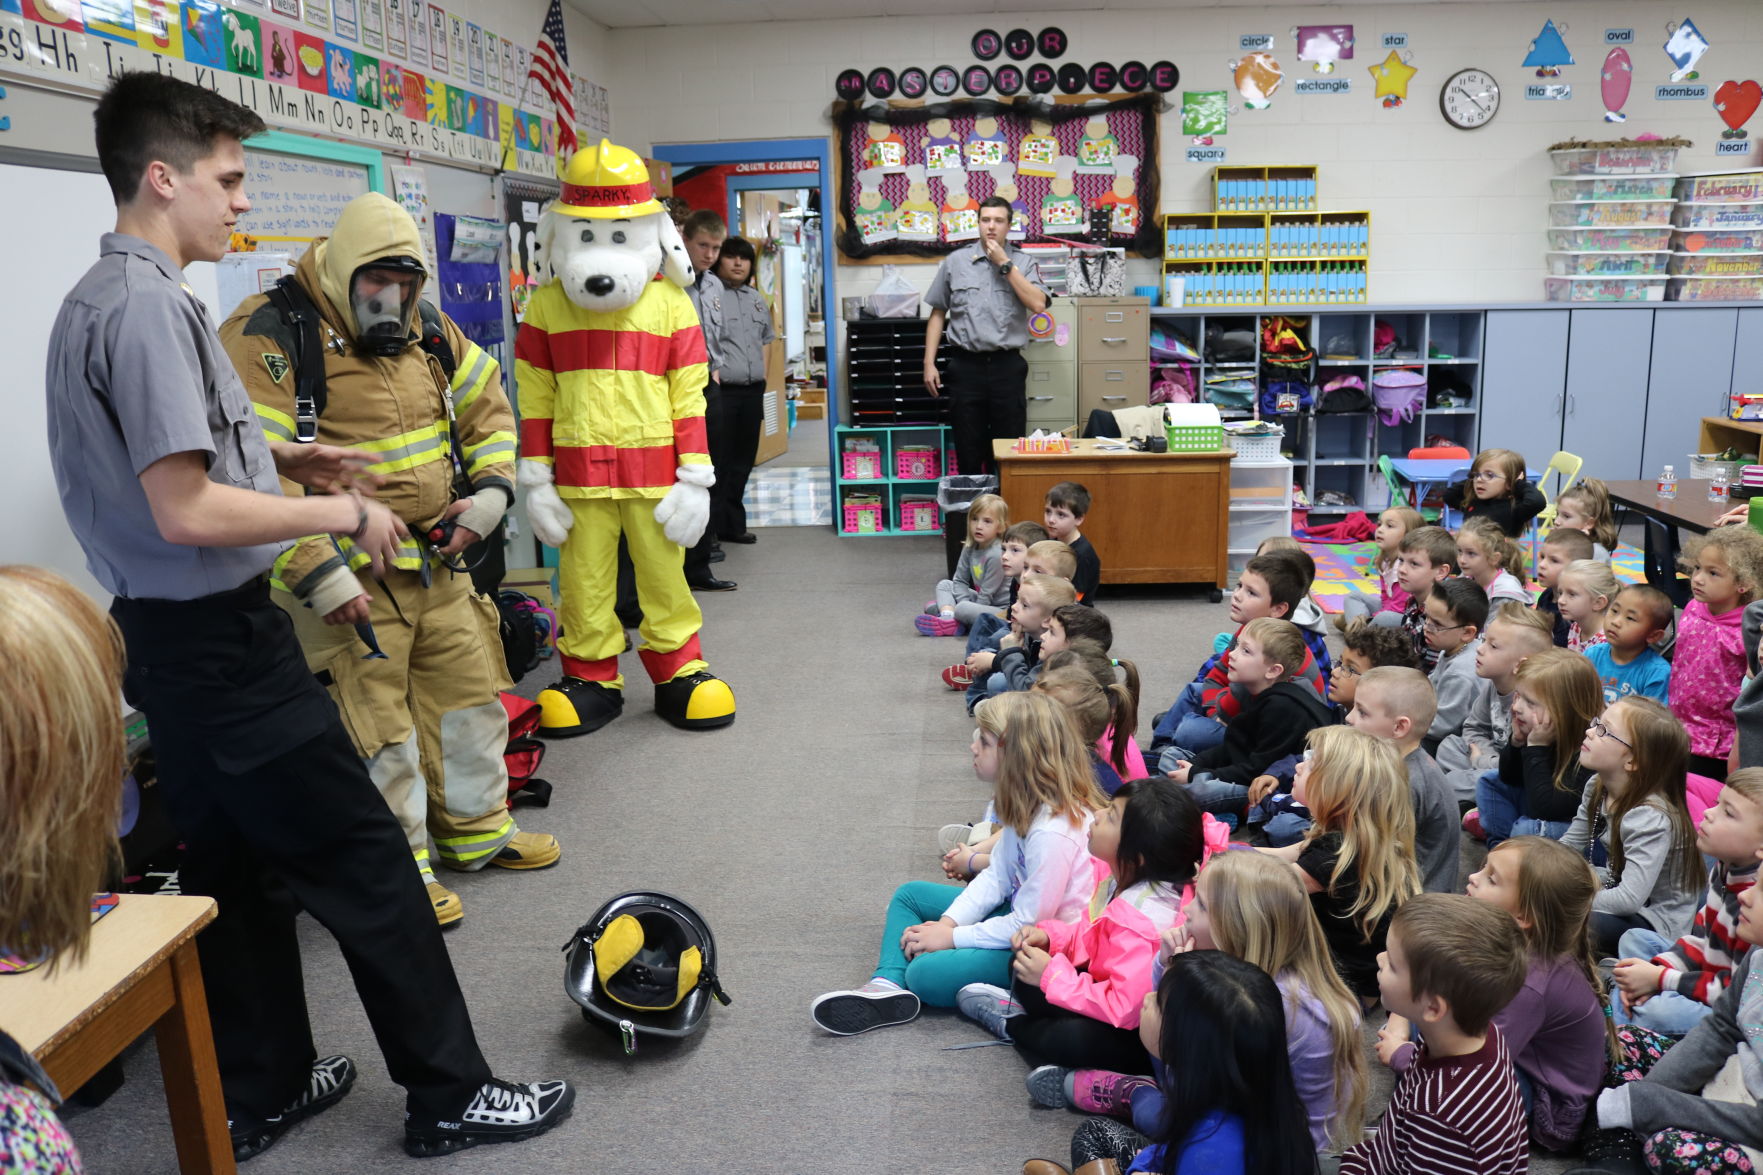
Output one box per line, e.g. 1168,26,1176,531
516,140,736,736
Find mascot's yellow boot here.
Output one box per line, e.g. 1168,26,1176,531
653,670,736,731
536,677,625,738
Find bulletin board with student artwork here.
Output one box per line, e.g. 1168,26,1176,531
833,93,1164,262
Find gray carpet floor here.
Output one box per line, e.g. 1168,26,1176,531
62,526,1581,1174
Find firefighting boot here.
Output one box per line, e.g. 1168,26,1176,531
535,676,623,738
426,881,464,927
653,670,736,731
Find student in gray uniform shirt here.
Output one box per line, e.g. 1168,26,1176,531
681,209,735,591
709,235,777,545
923,196,1049,477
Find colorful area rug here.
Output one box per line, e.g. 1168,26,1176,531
1302,540,1647,613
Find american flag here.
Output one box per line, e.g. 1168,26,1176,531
527,0,577,153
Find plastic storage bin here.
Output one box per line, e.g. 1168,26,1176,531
1547,251,1671,276
1674,228,1763,253
898,497,940,532
1666,274,1763,301
1676,171,1763,203
1229,459,1292,503
1549,174,1678,202
1165,403,1226,453
1544,275,1667,302
1228,508,1292,551
1226,429,1285,462
895,446,940,480
1547,226,1675,252
841,446,883,480
1668,251,1763,276
1549,200,1676,228
1550,144,1681,175
1690,454,1746,481
1673,202,1763,230
841,497,885,534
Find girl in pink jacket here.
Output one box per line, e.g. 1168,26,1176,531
953,777,1227,1071
1672,528,1763,779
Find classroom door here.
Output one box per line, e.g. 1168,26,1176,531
1563,309,1653,480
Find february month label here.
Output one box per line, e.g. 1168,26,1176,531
1296,78,1351,95
1186,147,1227,164
1604,28,1634,44
1716,141,1753,155
1656,83,1711,100
1526,84,1573,100
1239,33,1274,50
1381,33,1408,49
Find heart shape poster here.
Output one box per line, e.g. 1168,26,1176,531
1715,80,1762,132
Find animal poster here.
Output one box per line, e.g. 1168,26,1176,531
835,93,1163,261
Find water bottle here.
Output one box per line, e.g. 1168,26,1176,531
1657,465,1678,500
1711,466,1732,504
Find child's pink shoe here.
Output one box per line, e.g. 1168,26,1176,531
1025,1066,1156,1120
915,614,960,637
1462,808,1485,842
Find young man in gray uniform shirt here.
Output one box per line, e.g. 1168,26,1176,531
44,72,570,1161
923,196,1050,477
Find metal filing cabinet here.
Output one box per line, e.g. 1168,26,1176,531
1022,300,1078,430
1075,296,1150,423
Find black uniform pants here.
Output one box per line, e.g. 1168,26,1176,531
684,379,724,582
111,579,491,1122
946,347,1027,478
713,380,766,538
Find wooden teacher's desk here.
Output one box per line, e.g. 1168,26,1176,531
992,438,1233,596
0,893,234,1175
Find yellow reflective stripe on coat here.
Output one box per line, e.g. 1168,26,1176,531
450,341,499,416
255,402,297,443
355,421,451,474
463,431,517,476
434,817,516,860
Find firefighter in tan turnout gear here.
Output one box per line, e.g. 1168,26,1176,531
220,192,559,927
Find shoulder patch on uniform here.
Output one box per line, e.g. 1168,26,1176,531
263,353,291,384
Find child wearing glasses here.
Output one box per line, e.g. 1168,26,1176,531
1422,578,1489,756
1562,697,1706,957
1457,448,1546,538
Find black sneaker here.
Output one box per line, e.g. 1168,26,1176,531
404,1078,575,1158
228,1054,356,1162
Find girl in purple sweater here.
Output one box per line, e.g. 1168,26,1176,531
1379,835,1617,1152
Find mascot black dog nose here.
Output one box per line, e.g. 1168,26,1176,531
585,275,615,297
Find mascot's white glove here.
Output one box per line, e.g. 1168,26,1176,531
518,459,575,548
654,464,715,547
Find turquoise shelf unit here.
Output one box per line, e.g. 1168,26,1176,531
834,423,956,536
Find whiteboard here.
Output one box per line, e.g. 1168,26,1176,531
4,160,221,606
237,147,372,245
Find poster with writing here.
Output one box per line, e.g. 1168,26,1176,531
484,25,499,91
388,163,438,275
447,13,466,79
303,0,331,32
331,0,357,41
270,0,300,18
574,74,610,136
516,44,530,95
466,20,483,85
425,2,446,71
498,36,514,96
359,0,381,50
384,0,405,57
239,151,371,243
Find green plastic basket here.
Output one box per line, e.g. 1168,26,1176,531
1166,423,1226,453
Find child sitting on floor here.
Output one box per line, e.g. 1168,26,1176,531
1534,527,1595,648
1589,583,1674,705
981,573,1077,701
1165,618,1334,815
1347,666,1460,894
1345,894,1531,1174
1338,505,1426,630
1456,516,1530,607
942,524,1053,690
1473,647,1601,846
917,492,1009,636
1043,482,1101,605
1439,601,1556,804
1556,558,1619,652
1672,525,1763,779
1036,662,1141,798
1613,768,1763,1037
1042,640,1145,782
1456,447,1546,537
1422,577,1488,755
1393,525,1458,670
1555,476,1620,561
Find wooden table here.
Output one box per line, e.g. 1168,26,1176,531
993,438,1233,597
0,894,233,1174
1606,477,1730,604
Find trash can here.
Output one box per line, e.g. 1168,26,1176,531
936,474,998,579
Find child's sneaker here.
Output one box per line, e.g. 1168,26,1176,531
1024,1066,1155,1120
941,663,974,689
937,823,974,855
1461,807,1485,841
810,978,920,1035
955,982,1024,1040
915,614,960,637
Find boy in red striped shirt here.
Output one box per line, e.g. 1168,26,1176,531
1343,894,1530,1175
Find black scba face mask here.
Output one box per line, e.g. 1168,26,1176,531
350,258,423,356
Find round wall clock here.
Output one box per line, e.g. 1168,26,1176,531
1440,68,1501,129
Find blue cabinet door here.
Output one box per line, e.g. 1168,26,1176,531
1644,308,1737,477
1564,309,1654,480
1481,310,1568,453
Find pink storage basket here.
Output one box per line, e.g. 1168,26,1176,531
842,500,885,533
841,448,883,480
899,498,940,532
896,446,940,480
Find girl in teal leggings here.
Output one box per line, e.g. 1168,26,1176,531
811,691,1102,1034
